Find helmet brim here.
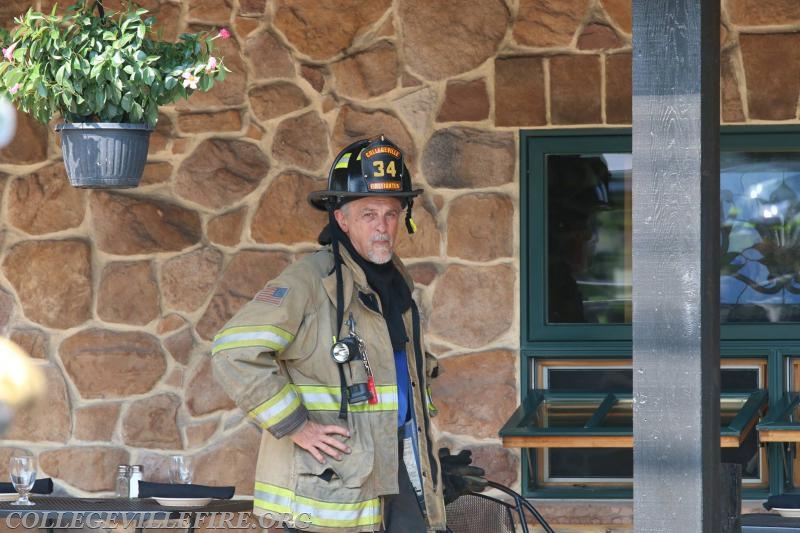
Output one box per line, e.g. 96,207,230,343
308,188,423,211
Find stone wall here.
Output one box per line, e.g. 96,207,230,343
0,0,796,531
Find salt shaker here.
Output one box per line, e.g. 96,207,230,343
115,465,130,498
128,465,143,497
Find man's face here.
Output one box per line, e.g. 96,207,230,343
334,196,403,264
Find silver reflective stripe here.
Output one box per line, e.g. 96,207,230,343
250,384,301,427
212,328,291,354
254,482,381,529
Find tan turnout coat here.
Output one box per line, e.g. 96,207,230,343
211,246,446,533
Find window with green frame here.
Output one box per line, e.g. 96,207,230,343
515,126,800,499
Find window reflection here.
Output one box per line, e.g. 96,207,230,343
721,153,800,323
546,150,800,325
547,154,632,324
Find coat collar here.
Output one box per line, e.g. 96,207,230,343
320,245,413,308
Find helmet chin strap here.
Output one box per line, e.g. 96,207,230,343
405,199,417,234
328,207,350,420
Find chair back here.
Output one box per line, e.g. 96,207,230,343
445,491,517,533
445,480,556,533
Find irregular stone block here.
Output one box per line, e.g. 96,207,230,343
98,261,160,325
422,127,515,188
0,114,48,165
447,193,513,261
606,53,632,124
437,79,489,123
3,240,91,329
514,0,589,47
727,0,800,26
176,139,269,210
246,30,296,79
432,351,517,439
185,358,236,416
272,111,330,171
39,446,129,492
495,56,546,127
9,328,48,359
140,161,173,186
721,50,745,123
178,110,243,134
60,329,166,398
740,33,800,120
429,264,515,348
74,403,122,442
7,163,85,235
251,171,328,245
273,0,391,60
4,364,70,442
122,393,182,449
331,41,399,99
208,208,247,247
399,0,508,80
601,0,631,34
249,82,310,122
164,327,195,365
578,23,624,50
161,247,224,313
91,192,202,254
395,87,438,136
395,203,440,259
550,54,602,124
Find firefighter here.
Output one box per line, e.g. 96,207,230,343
212,136,484,532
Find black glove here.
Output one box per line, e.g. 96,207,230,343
438,447,488,504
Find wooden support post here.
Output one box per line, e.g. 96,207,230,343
632,0,721,531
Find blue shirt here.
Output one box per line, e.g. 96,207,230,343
394,349,411,427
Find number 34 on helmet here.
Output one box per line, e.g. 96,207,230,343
308,135,423,234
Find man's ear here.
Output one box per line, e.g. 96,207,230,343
333,209,348,233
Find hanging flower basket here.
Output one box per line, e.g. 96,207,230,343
56,122,153,189
0,1,229,188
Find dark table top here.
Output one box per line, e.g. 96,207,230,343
743,513,800,532
0,496,252,518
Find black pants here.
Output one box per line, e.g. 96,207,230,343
286,434,426,532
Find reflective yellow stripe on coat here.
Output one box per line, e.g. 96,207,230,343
296,384,398,413
211,324,294,355
254,481,381,529
249,383,302,429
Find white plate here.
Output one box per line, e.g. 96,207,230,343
0,493,18,502
773,508,800,518
154,497,212,507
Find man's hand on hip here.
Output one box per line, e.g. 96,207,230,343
291,420,351,463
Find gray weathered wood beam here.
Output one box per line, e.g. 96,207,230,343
632,0,721,531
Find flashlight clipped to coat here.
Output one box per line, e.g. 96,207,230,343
331,314,378,405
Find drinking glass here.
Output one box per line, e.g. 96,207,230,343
9,456,36,506
169,455,192,484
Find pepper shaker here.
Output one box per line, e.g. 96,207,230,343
115,465,130,498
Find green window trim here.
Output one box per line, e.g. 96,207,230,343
517,126,800,499
500,389,767,449
758,392,800,442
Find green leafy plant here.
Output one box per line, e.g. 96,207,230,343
0,0,228,126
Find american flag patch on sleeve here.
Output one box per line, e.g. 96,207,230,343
254,286,289,306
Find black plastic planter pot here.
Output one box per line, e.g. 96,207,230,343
55,122,153,188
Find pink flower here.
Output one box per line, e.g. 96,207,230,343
218,28,231,40
182,71,199,90
205,56,218,73
2,42,17,62
8,83,20,95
